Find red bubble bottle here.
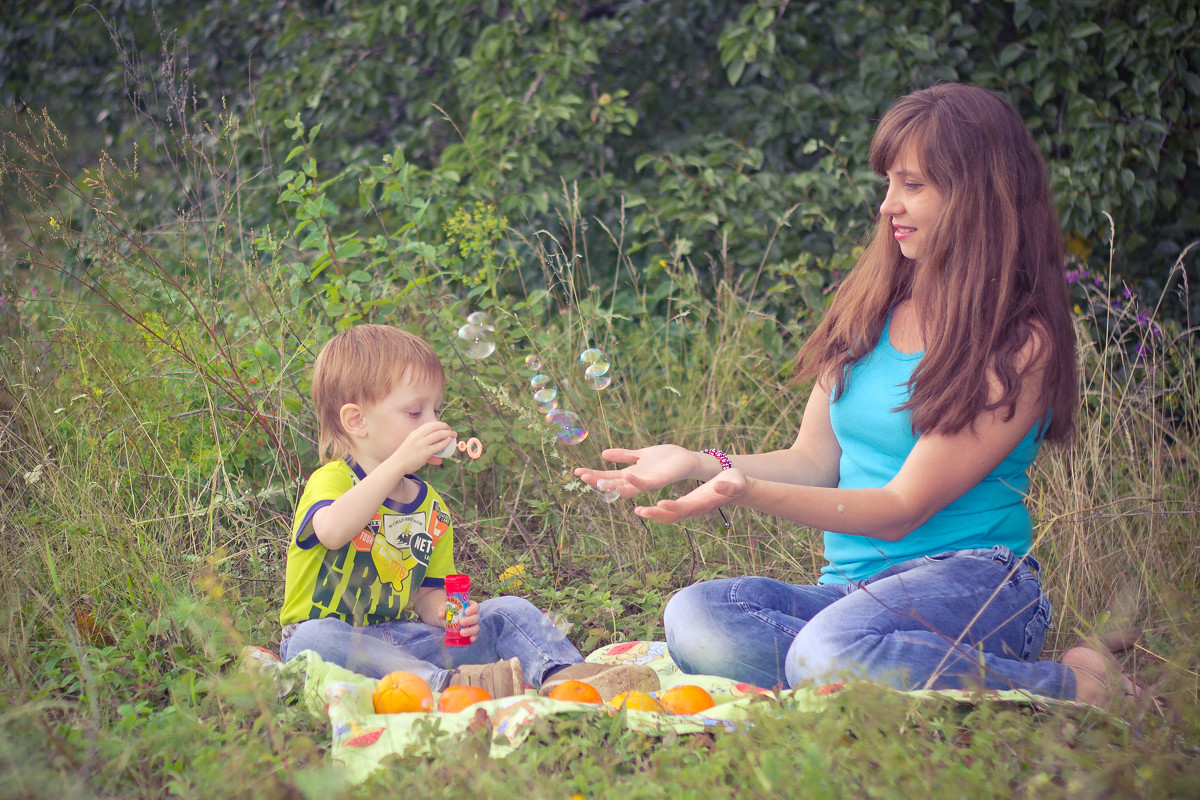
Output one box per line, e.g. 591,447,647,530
444,574,471,646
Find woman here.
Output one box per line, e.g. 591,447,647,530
576,83,1135,706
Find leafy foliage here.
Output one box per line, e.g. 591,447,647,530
4,0,1198,303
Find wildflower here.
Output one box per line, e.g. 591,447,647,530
23,463,45,485
1136,312,1152,327
48,217,60,230
1122,285,1134,300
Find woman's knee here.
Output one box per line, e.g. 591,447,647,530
663,582,708,634
663,580,729,668
784,611,866,687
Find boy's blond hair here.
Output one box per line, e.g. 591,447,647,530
311,325,445,463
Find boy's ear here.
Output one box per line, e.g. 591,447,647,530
340,403,368,439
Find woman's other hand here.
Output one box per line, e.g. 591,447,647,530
634,468,749,523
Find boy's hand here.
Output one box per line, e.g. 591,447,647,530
415,591,481,642
388,420,456,474
454,599,482,643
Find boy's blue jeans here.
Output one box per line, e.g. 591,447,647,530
664,545,1076,699
279,595,583,690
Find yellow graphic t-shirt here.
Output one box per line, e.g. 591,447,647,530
281,460,455,627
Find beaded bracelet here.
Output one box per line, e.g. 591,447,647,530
702,448,734,471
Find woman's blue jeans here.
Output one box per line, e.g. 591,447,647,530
663,546,1076,699
279,595,583,690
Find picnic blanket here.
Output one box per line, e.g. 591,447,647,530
242,641,1078,785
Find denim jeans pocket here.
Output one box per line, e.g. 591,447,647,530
1020,590,1053,661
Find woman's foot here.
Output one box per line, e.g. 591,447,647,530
1061,639,1141,708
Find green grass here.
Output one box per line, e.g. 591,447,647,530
2,61,1199,800
3,222,1198,797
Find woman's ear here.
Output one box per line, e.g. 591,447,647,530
340,403,367,439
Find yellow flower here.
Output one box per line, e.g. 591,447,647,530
48,217,60,230
499,564,527,591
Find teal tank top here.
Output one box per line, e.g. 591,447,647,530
820,317,1044,584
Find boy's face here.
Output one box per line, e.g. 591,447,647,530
352,372,446,468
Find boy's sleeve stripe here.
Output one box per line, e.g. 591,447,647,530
295,500,334,549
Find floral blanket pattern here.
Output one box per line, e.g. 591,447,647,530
242,641,1075,785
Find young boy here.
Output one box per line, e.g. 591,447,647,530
279,324,656,700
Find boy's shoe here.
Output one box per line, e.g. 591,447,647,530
538,662,660,702
448,657,525,697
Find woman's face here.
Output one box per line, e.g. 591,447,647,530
879,140,945,263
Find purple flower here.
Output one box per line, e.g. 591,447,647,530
1136,312,1152,327
1135,343,1148,361
1122,285,1134,300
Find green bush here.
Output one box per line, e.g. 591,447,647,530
4,0,1197,313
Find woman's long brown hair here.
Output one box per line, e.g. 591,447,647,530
795,83,1077,442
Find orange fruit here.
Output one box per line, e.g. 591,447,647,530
436,684,493,713
372,670,434,713
607,689,665,712
546,679,603,704
659,684,715,715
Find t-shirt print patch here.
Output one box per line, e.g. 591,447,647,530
366,513,420,587
370,531,409,594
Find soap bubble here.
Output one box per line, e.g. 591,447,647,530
586,373,613,390
457,324,496,359
578,347,605,365
596,478,621,503
532,387,558,404
578,349,613,391
537,398,558,413
538,610,572,642
434,439,458,458
524,355,542,371
545,409,588,444
466,311,492,327
530,374,551,391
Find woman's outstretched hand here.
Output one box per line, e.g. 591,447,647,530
633,468,749,523
574,444,702,499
